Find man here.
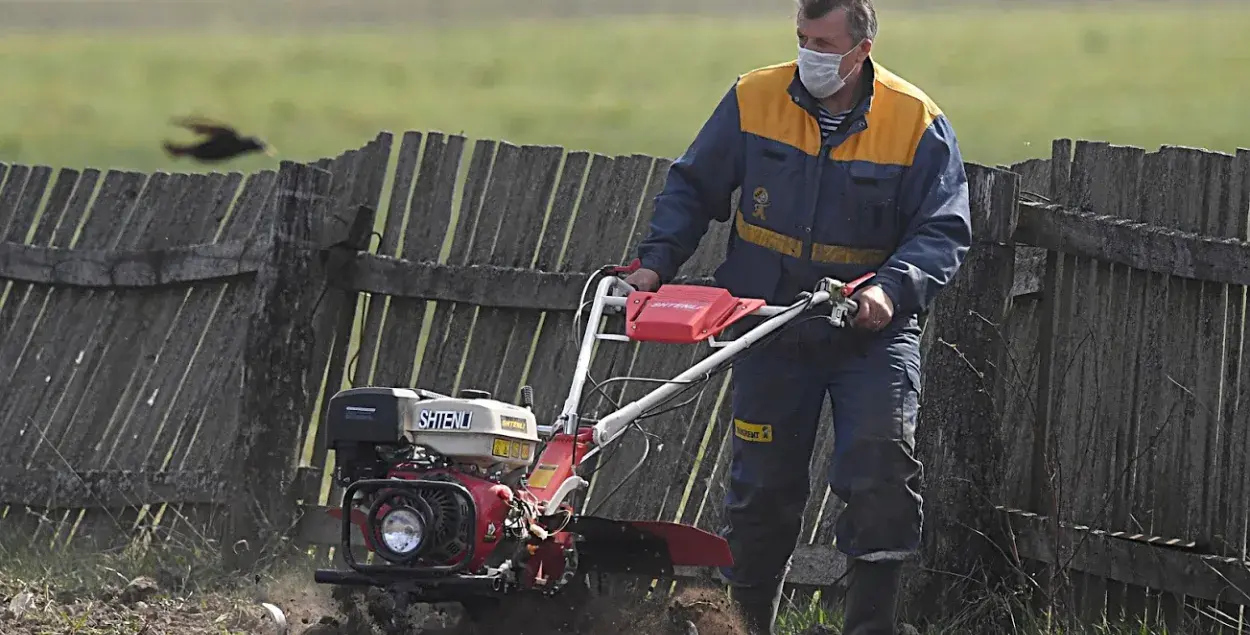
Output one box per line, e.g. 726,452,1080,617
624,1,972,633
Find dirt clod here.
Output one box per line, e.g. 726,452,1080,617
120,576,160,605
667,587,748,635
6,591,35,620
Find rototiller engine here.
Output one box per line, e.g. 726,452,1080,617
312,262,868,607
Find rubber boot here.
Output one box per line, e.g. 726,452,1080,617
730,583,783,635
840,559,904,635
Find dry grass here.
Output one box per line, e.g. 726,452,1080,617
0,532,345,635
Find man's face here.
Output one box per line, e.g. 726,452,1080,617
797,8,871,78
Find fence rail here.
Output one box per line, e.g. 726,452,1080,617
0,131,1247,632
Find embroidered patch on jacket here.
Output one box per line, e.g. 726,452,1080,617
751,186,770,220
734,418,774,443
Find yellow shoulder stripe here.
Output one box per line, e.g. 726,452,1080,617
735,61,822,156
831,61,943,166
732,59,945,166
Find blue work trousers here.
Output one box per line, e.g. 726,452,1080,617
717,314,925,589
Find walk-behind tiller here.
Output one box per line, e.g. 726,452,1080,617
312,262,868,612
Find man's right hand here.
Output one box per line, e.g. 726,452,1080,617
623,268,661,292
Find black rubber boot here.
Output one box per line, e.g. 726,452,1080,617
841,559,904,635
730,583,783,635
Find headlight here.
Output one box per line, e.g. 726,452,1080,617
380,508,425,555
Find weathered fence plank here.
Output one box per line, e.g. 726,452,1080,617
1179,149,1241,629
0,164,10,228
0,164,32,238
103,174,242,548
1229,149,1250,569
4,171,146,475
1074,142,1148,623
0,165,54,367
522,152,614,423
0,165,72,543
163,170,277,472
353,130,423,391
904,164,1021,623
63,173,230,548
226,161,333,568
1003,508,1250,607
1216,150,1250,563
557,153,656,518
136,172,246,471
0,469,227,508
481,144,565,403
0,239,264,287
1207,148,1250,634
150,170,277,553
0,168,82,394
368,132,466,391
1013,202,1250,287
412,137,496,399
297,135,392,513
453,142,560,402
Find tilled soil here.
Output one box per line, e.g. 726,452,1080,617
2,566,751,635
324,582,751,635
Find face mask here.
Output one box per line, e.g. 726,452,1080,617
797,43,860,99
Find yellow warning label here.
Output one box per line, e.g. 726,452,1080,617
492,438,508,457
492,438,533,460
527,463,559,489
734,419,773,443
500,416,528,432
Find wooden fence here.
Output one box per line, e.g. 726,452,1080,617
0,130,1247,632
988,141,1250,633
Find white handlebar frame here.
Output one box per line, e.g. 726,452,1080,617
534,273,858,514
538,274,858,453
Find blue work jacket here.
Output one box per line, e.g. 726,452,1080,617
635,57,973,317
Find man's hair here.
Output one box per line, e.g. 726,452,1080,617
796,0,878,43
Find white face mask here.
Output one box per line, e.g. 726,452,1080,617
797,43,861,99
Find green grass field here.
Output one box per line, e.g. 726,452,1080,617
1,2,1248,174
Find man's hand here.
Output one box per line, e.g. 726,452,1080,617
851,285,895,331
623,268,661,292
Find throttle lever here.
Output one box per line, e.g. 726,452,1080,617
816,274,872,328
841,272,876,297
600,258,642,276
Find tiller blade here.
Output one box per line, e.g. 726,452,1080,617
564,515,733,578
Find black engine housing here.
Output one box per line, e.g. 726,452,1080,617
325,387,426,483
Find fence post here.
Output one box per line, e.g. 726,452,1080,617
903,164,1021,626
224,161,333,571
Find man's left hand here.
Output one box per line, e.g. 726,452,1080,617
851,285,895,331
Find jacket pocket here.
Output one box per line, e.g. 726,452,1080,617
846,162,904,241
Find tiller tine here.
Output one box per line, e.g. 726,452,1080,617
564,515,733,578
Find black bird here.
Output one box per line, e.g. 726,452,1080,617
162,116,275,162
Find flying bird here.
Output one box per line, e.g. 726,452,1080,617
162,116,275,162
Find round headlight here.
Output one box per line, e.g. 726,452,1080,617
380,508,425,555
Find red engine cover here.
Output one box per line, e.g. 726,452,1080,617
625,285,765,344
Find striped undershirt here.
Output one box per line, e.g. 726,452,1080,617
817,105,851,140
